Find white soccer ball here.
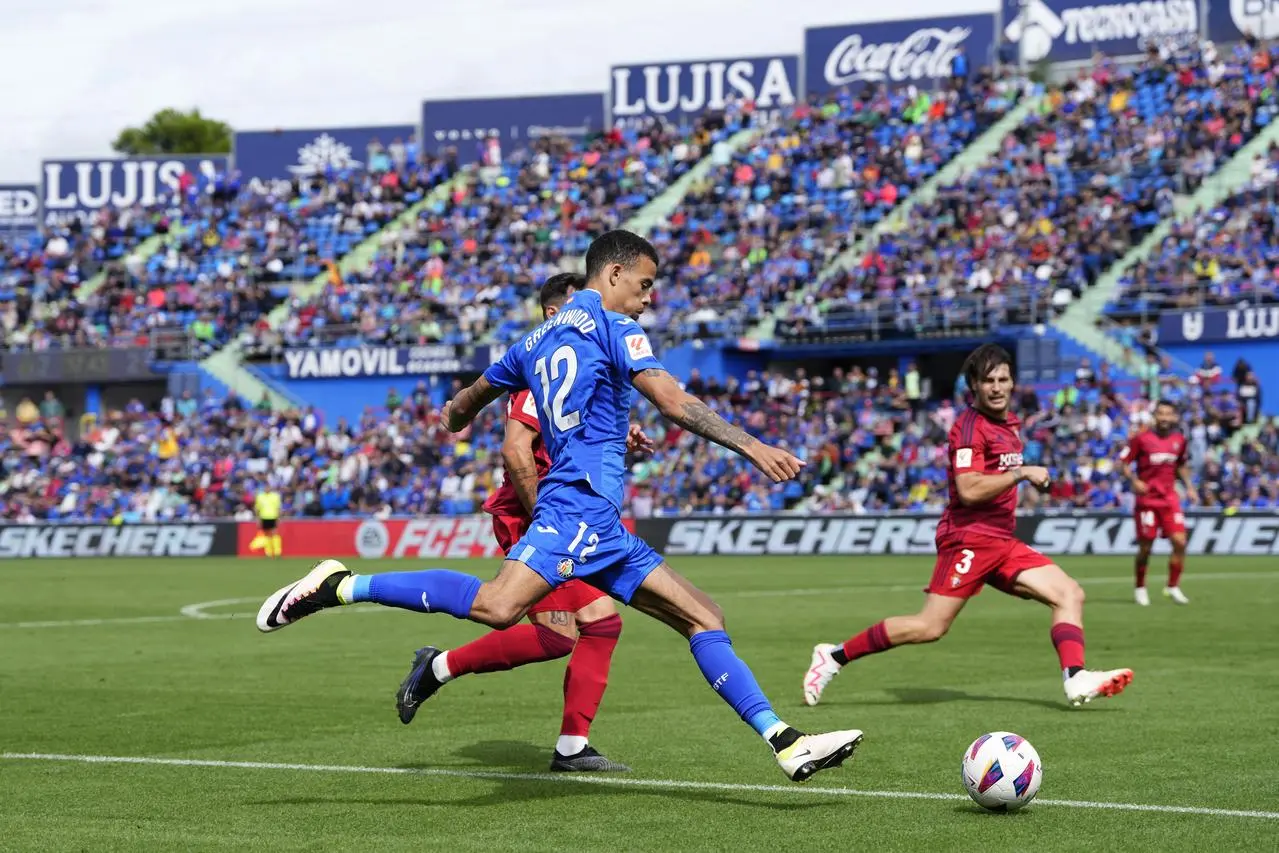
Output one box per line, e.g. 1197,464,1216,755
961,731,1043,812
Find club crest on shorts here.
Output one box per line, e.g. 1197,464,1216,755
557,559,575,579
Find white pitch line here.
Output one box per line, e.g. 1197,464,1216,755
2,570,1277,631
3,752,1277,821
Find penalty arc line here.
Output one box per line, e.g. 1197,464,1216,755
2,752,1277,821
1,570,1277,630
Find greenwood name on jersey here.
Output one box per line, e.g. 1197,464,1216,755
483,288,664,512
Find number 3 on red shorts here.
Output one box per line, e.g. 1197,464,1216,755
954,548,975,575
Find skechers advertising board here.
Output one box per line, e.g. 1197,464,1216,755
609,55,799,126
1003,0,1199,64
233,124,416,182
40,156,229,225
804,14,995,95
420,93,605,163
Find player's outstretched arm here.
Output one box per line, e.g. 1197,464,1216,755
442,376,504,433
632,368,803,482
955,466,1049,506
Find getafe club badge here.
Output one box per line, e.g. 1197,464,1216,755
557,559,575,579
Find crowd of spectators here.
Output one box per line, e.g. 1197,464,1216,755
1108,146,1279,318
641,72,1023,344
2,360,1271,523
10,39,1278,360
247,113,749,358
2,153,456,358
781,37,1279,343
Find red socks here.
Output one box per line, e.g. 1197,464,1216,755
840,621,893,664
1050,623,1086,672
1169,555,1184,588
561,614,622,738
436,614,623,743
1135,556,1149,589
447,624,575,677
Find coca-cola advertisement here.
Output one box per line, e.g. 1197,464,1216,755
804,14,996,96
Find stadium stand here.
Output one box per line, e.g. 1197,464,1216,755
778,39,1279,343
3,366,1272,522
6,41,1279,523
246,113,747,357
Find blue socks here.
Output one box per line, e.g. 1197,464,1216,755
689,630,785,739
349,570,481,619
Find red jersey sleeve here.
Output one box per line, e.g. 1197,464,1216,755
1119,432,1140,471
950,412,989,475
506,390,542,432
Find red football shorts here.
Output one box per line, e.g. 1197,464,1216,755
928,535,1053,599
490,513,608,615
1134,503,1186,542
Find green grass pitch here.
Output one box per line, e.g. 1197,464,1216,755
1,554,1276,852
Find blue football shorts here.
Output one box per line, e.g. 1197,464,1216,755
507,483,664,603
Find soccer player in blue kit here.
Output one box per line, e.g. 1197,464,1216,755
257,230,864,782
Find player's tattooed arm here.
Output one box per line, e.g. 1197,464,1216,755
442,376,504,432
632,368,756,452
632,368,804,482
502,417,541,515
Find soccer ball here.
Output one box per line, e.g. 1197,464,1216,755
961,731,1043,812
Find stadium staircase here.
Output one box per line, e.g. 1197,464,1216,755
749,97,1039,340
210,126,767,410
468,126,765,348
7,225,185,345
200,177,462,409
624,127,760,238
1052,117,1279,433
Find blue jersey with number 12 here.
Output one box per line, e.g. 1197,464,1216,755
482,288,664,512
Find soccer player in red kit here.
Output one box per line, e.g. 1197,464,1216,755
395,274,644,772
802,344,1133,707
1120,400,1197,606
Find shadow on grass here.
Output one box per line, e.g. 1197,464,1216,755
951,804,1035,818
245,740,843,811
832,686,1119,713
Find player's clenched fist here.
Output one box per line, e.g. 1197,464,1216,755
1016,465,1051,491
748,443,805,482
441,400,463,433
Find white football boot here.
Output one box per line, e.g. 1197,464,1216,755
1164,586,1190,605
1134,587,1150,607
803,643,843,707
776,729,865,783
1064,668,1133,707
257,559,351,633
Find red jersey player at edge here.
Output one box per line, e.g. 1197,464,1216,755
1119,400,1197,607
802,344,1134,708
394,274,648,773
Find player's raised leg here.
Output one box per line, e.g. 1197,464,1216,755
1165,528,1190,604
1010,563,1133,706
628,562,864,783
393,619,576,725
257,556,550,634
805,594,966,706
